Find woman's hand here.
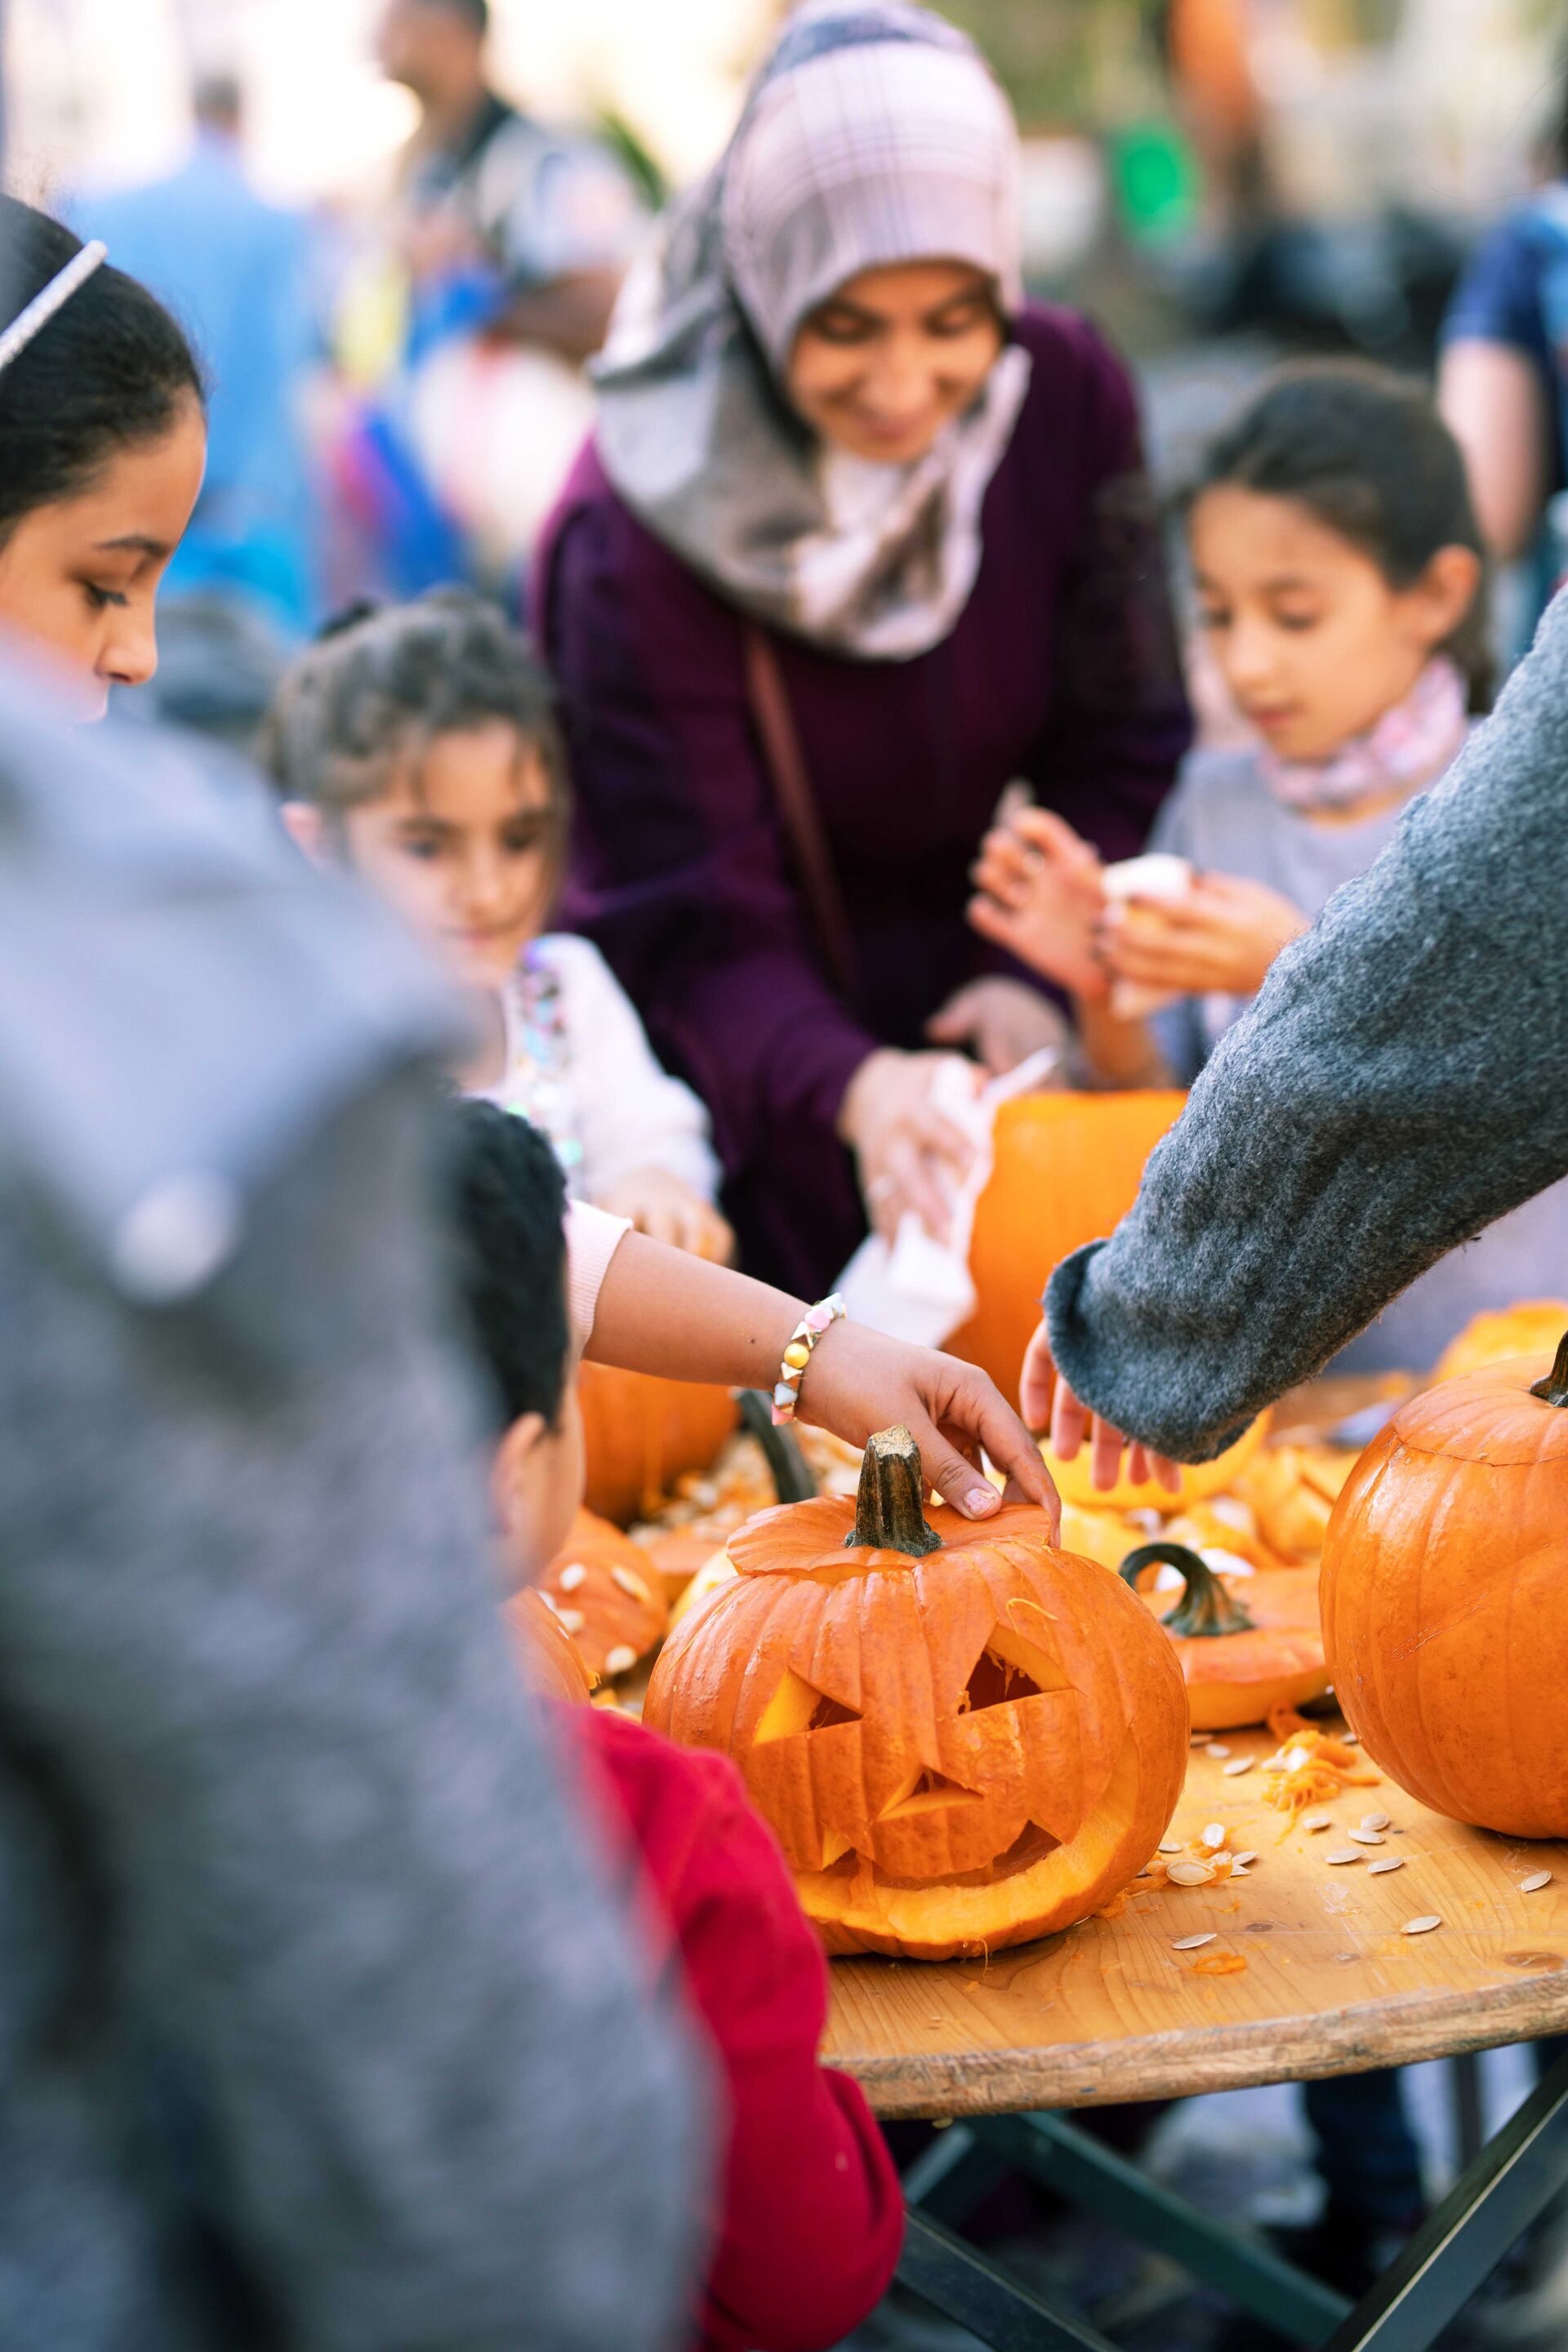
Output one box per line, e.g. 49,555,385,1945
924,977,1071,1079
595,1169,735,1263
1019,1319,1181,1495
1100,875,1307,1000
967,807,1107,998
837,1049,981,1244
804,1321,1060,1536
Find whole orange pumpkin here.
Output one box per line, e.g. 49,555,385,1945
1120,1541,1328,1731
537,1507,668,1681
949,1089,1187,1408
507,1587,596,1706
577,1362,737,1526
1321,1334,1568,1836
645,1426,1187,1961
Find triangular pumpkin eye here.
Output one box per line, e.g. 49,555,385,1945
755,1667,864,1742
960,1622,1072,1713
878,1768,982,1820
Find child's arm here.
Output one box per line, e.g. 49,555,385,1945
583,1223,1056,1525
967,809,1174,1088
581,1714,904,2352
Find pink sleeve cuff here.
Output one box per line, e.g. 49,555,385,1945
565,1200,632,1356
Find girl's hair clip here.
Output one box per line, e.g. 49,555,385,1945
0,240,109,374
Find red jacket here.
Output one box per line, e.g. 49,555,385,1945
568,1707,903,2352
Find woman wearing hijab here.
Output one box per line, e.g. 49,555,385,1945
536,0,1191,1295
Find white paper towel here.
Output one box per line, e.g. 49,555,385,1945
834,1046,1062,1348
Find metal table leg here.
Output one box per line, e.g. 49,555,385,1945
977,2111,1353,2345
1320,2045,1568,2351
898,2209,1118,2352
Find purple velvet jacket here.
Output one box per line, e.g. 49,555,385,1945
537,305,1192,1293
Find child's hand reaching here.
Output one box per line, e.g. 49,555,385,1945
1102,874,1307,1000
967,808,1107,997
596,1169,735,1263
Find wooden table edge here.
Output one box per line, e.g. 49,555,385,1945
835,1967,1568,2120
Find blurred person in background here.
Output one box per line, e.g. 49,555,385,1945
539,0,1189,1299
74,75,318,742
1439,52,1568,662
330,0,647,599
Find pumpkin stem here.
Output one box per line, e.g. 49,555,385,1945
1119,1542,1256,1637
847,1427,942,1557
1529,1331,1568,1409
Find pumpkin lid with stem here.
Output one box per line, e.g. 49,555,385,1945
728,1425,1050,1584
1119,1540,1258,1637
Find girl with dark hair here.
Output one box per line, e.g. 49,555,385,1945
271,590,733,1259
0,196,207,719
973,359,1568,1376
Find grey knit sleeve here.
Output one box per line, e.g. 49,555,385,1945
1045,592,1568,1460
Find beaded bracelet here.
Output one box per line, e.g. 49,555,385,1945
771,1293,848,1426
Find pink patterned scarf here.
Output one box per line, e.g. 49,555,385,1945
1261,658,1470,815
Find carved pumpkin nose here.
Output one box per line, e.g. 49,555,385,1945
645,1426,1188,1962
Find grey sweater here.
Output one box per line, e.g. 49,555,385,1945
0,675,706,2350
1047,590,1568,1460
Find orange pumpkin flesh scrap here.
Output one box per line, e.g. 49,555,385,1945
577,1361,737,1526
1321,1335,1568,1839
536,1508,669,1680
1120,1542,1329,1731
644,1427,1189,1962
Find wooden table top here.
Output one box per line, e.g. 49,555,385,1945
824,1723,1568,2121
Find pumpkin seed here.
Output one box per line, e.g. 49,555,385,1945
1367,1858,1405,1875
1230,1865,1250,1878
1402,1915,1442,1936
1360,1812,1390,1832
605,1645,638,1675
559,1609,586,1636
611,1565,653,1604
1348,1829,1385,1846
1521,1871,1553,1893
1230,1851,1259,1869
539,1591,564,1617
1302,1813,1333,1833
1282,1746,1311,1772
1200,1823,1227,1848
1172,1933,1216,1950
1223,1757,1256,1777
1341,1731,1361,1744
1205,1743,1232,1759
1167,1860,1217,1886
1325,1849,1362,1865
1158,1839,1183,1855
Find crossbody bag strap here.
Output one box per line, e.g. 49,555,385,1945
742,623,860,1004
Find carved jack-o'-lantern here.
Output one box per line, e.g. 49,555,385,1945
644,1428,1188,1961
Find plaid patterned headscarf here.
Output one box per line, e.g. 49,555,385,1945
592,1,1029,660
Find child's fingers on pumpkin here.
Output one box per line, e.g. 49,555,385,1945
1089,1415,1131,1492
936,1374,1058,1522
1049,1372,1093,1461
1018,1319,1055,1433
